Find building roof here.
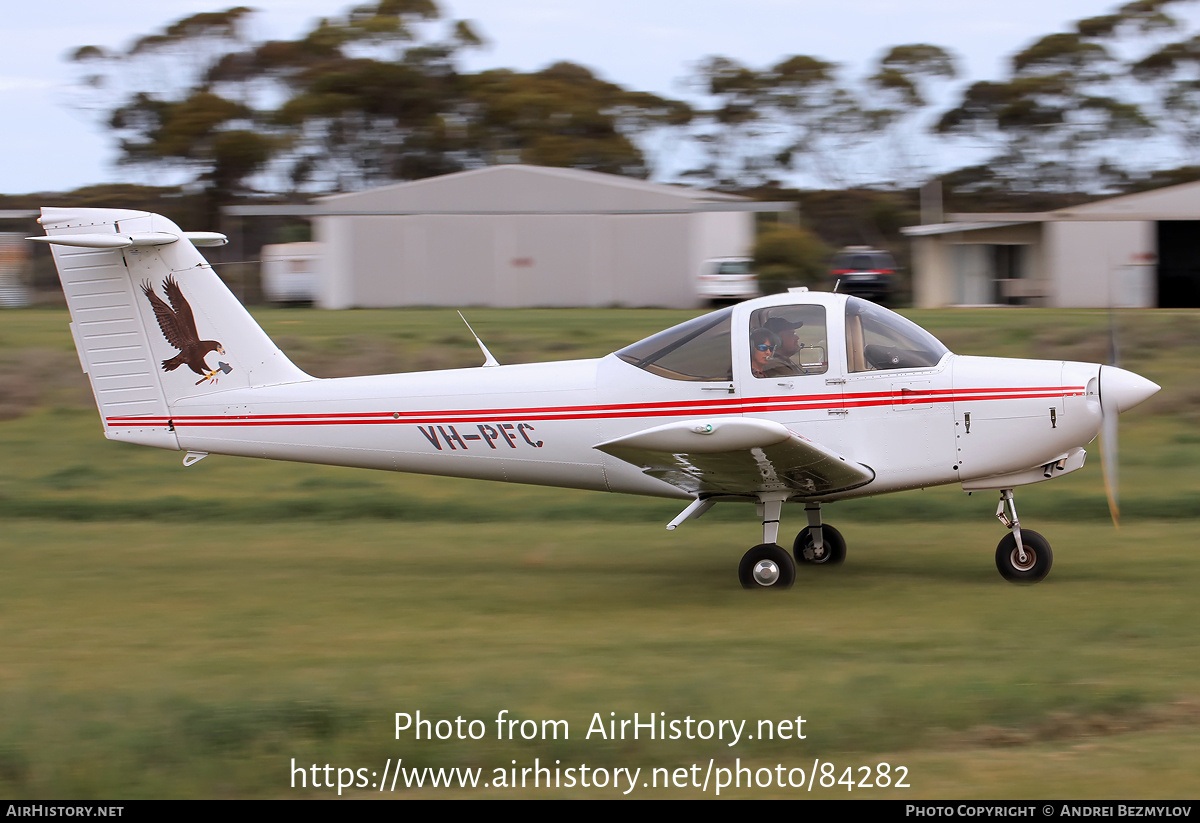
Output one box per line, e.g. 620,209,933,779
315,164,749,213
903,178,1200,237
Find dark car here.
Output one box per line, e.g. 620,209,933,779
830,247,897,304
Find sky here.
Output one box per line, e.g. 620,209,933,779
0,0,1179,194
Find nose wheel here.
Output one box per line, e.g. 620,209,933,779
994,489,1053,583
995,530,1053,583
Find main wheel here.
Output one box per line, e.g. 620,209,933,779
995,530,1053,584
738,543,796,590
793,524,847,566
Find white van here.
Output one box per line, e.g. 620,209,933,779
261,242,322,304
697,257,760,303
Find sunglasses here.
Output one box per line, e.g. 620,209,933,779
755,343,776,352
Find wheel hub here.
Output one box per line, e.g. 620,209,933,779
752,559,781,586
1010,546,1037,572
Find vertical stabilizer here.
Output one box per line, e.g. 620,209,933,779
38,208,312,449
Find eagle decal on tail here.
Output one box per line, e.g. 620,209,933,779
141,275,232,385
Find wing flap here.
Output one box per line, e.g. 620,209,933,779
595,417,874,497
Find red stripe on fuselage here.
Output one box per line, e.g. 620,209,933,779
104,386,1087,429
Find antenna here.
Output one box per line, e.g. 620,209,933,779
457,311,500,367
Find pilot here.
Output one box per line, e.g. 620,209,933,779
762,317,805,376
749,327,781,378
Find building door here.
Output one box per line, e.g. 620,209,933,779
1158,221,1200,308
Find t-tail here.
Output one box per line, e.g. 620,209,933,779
34,208,311,450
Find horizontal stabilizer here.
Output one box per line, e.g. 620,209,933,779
29,231,227,249
595,417,874,498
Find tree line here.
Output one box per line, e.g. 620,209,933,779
65,0,1200,221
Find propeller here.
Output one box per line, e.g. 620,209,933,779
1099,371,1120,528
1097,364,1161,529
1101,317,1120,528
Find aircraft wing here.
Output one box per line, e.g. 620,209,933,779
594,417,874,497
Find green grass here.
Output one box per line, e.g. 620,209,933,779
1,306,1199,797
1,520,1199,797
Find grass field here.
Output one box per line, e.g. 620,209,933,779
1,306,1198,798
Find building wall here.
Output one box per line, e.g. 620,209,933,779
1045,221,1155,308
316,211,731,309
909,177,1200,308
311,166,757,309
912,224,1043,308
912,236,950,308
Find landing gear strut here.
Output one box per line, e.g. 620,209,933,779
793,503,846,565
994,489,1053,583
738,494,795,589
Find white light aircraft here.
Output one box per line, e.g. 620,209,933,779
34,208,1160,589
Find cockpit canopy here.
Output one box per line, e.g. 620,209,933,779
615,307,733,382
616,296,949,382
843,297,948,372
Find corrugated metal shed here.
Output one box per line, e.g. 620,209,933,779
310,165,766,309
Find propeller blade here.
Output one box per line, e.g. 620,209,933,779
1099,387,1119,529
1097,365,1161,530
1102,311,1120,527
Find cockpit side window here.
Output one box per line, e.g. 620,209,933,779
615,307,733,381
748,306,828,378
844,297,949,372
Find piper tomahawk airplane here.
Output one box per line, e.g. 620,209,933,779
35,207,1160,589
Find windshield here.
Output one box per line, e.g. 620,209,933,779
714,260,752,275
845,297,949,372
616,307,734,381
832,252,895,272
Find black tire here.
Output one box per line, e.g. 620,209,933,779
995,530,1053,584
738,543,796,590
793,524,847,566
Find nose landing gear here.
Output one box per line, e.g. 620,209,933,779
994,489,1053,583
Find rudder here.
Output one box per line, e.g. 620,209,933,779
37,207,311,449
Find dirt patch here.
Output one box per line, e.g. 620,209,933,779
948,699,1200,749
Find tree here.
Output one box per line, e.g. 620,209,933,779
1131,12,1200,163
71,3,687,206
932,1,1200,194
460,63,689,178
753,224,831,289
70,7,267,219
864,45,959,187
685,54,870,189
684,56,772,187
684,47,961,190
764,55,871,189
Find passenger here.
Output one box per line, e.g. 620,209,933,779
749,327,780,378
762,317,805,376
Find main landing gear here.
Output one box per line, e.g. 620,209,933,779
737,497,846,589
994,489,1053,584
718,489,1054,589
794,503,846,566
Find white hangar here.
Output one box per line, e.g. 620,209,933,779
903,179,1200,308
281,165,782,309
